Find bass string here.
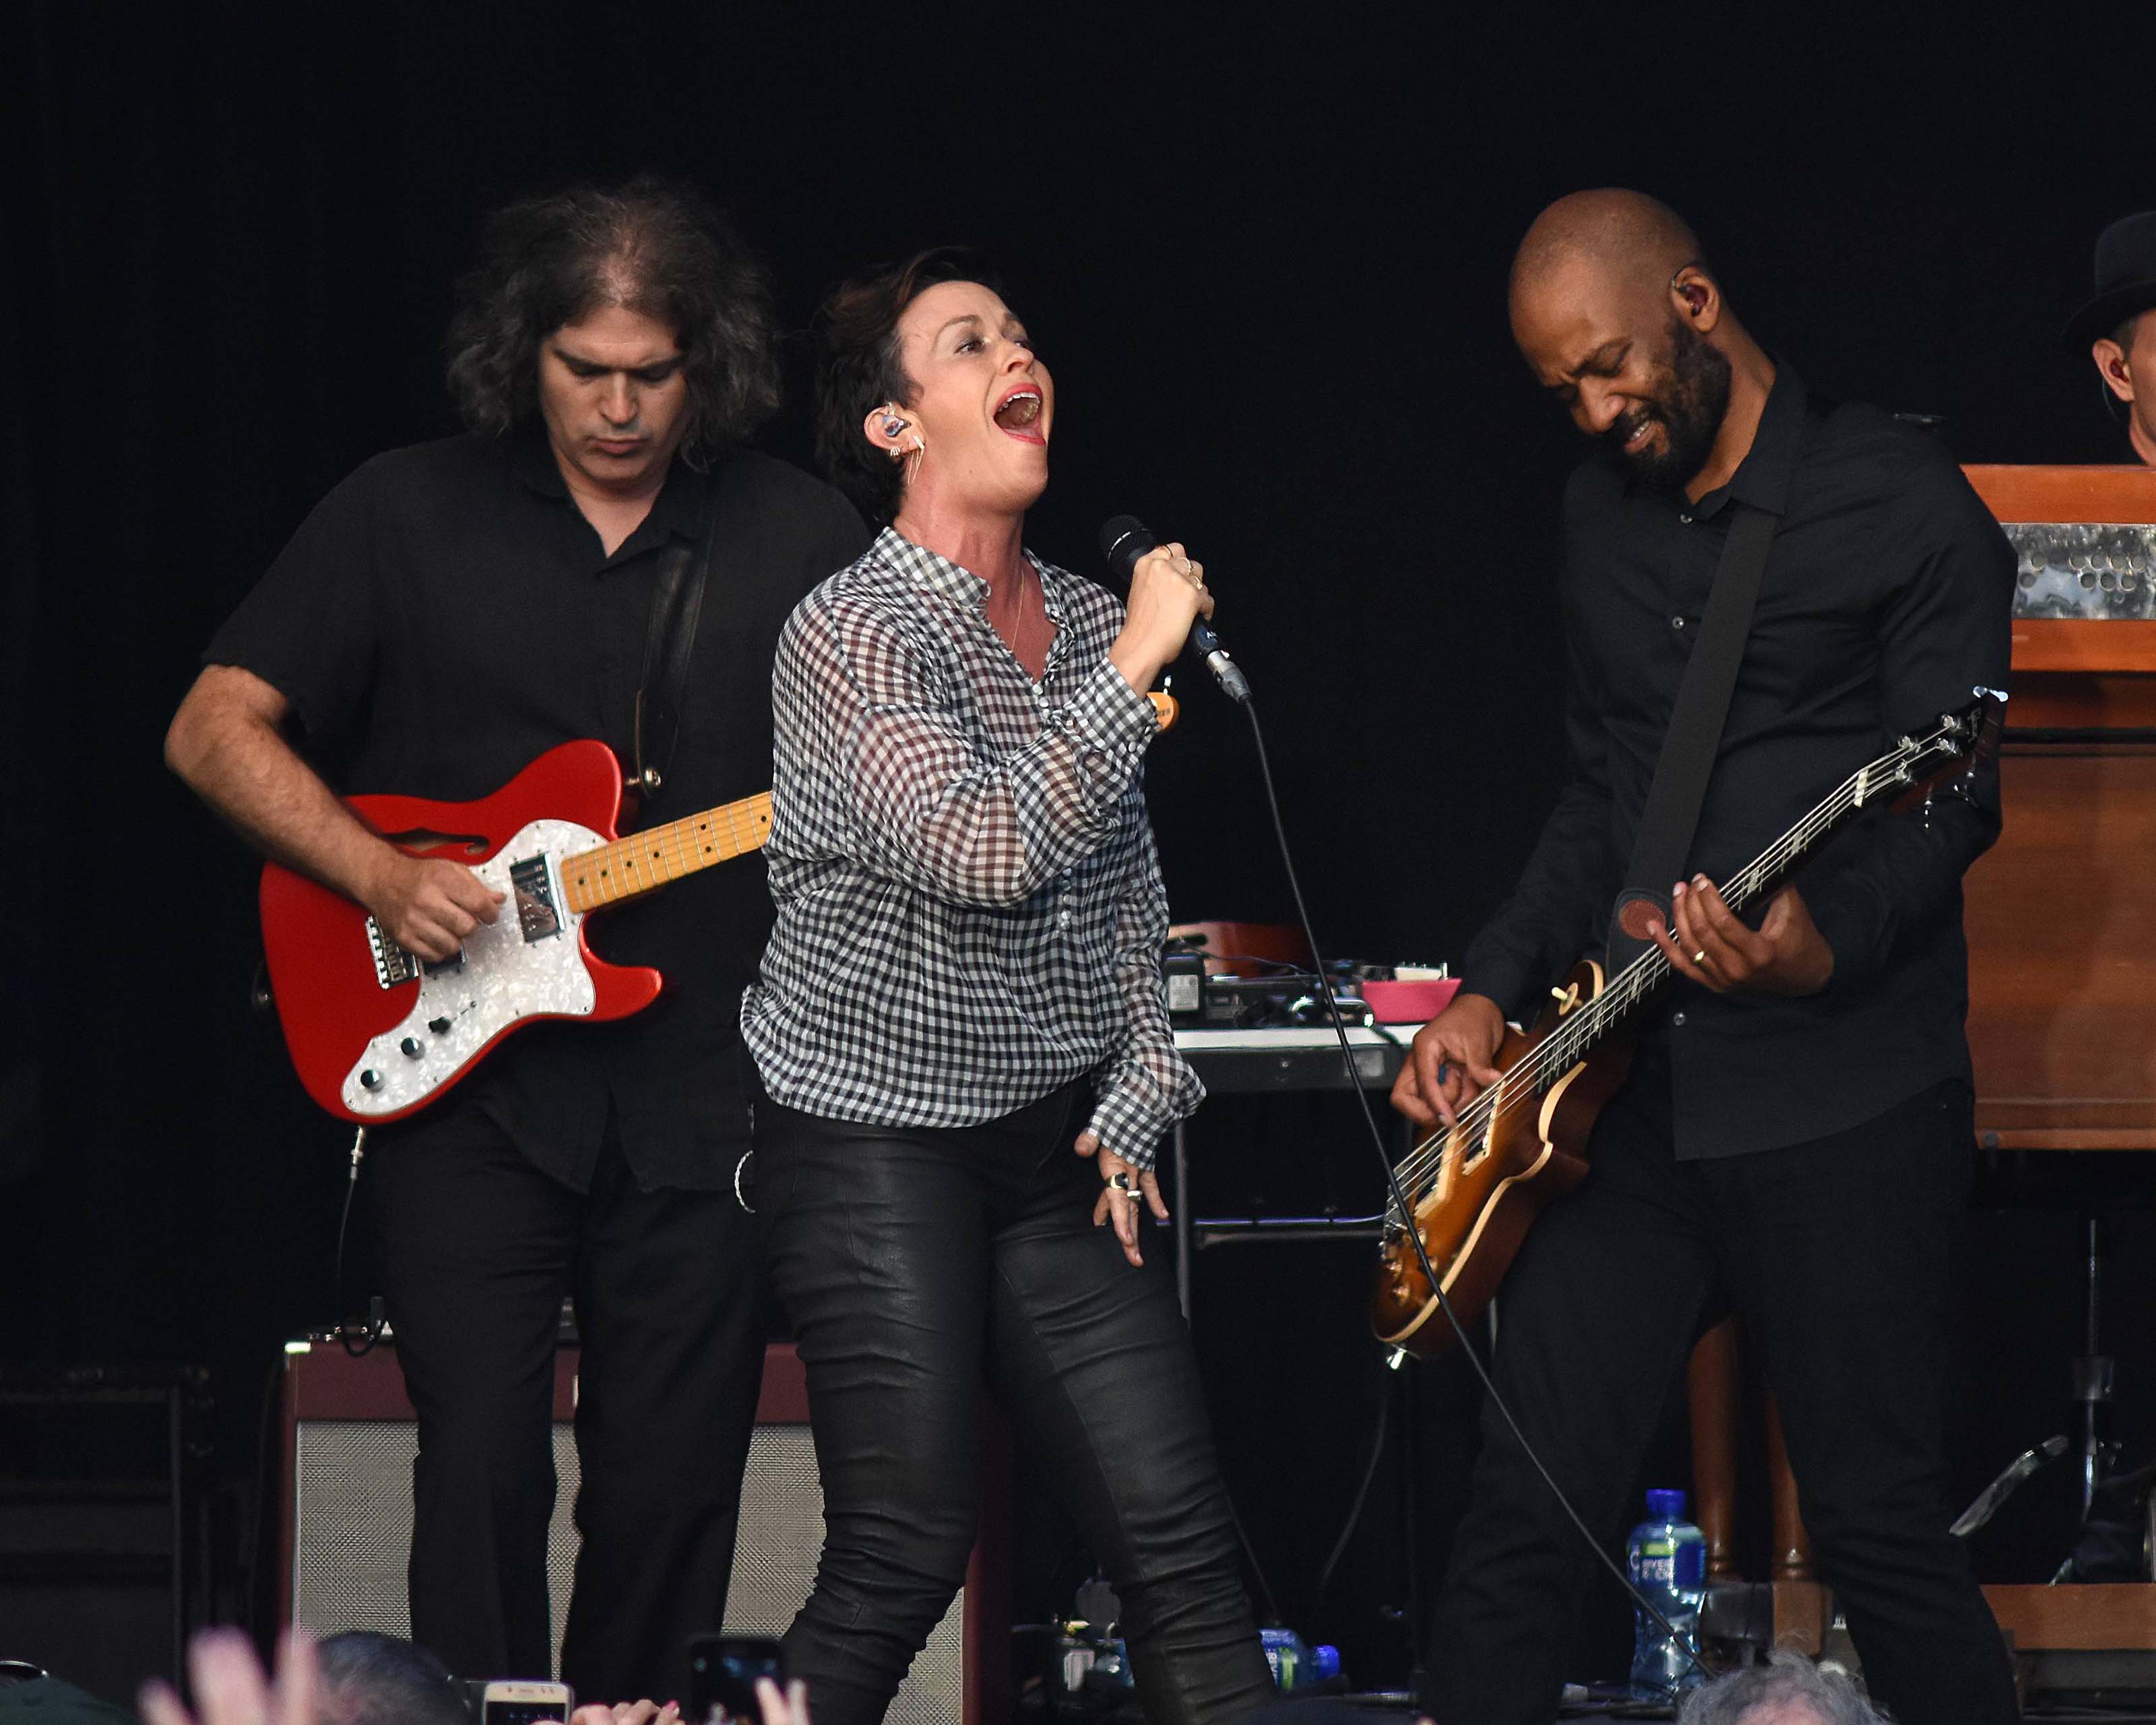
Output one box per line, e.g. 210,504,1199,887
1386,757,1886,1203
1391,784,1835,1196
1387,718,1969,1211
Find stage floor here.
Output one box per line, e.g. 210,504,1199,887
1245,1696,2156,1723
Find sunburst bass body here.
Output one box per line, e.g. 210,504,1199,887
1370,960,1635,1359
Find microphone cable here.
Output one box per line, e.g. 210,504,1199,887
1228,691,1715,1685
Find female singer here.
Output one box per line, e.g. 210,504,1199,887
740,251,1274,1724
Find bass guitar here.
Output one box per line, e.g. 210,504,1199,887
1370,689,2005,1360
259,739,771,1125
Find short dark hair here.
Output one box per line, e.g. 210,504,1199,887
445,175,780,463
2110,309,2149,352
813,248,1001,525
315,1632,470,1725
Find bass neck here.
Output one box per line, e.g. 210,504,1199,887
1546,695,2000,1073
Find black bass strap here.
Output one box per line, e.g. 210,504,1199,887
1607,499,1781,971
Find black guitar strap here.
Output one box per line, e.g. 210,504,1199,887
629,489,720,801
1607,499,1781,972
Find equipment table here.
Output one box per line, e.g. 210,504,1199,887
1166,1023,1424,1318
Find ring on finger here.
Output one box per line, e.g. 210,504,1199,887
1691,947,1709,966
1111,1172,1134,1191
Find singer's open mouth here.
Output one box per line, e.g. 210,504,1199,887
992,386,1043,437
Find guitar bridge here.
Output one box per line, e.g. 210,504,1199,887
367,918,419,989
366,920,464,988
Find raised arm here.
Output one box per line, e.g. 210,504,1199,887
778,594,1162,907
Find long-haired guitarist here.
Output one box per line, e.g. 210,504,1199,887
737,252,1275,1724
164,179,868,1701
1392,192,2018,1725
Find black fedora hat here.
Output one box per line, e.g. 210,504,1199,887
2064,212,2156,351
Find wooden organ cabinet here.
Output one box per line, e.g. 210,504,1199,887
1961,465,2156,1153
1691,466,2156,1675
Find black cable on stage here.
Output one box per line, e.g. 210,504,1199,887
1233,693,1712,1682
1317,1373,1391,1597
334,1127,383,1356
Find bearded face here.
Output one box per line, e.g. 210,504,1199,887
1599,314,1734,493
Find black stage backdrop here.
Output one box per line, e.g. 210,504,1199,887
9,1,2155,1695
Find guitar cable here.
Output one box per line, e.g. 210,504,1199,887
1230,692,1714,1685
333,1125,385,1356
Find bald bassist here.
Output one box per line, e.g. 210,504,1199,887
1392,191,2018,1725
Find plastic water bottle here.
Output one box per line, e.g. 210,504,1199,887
1626,1487,1707,1700
1259,1627,1342,1691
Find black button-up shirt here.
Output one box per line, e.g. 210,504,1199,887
205,429,868,1190
1459,369,2013,1159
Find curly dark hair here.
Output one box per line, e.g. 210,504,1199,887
445,175,780,462
814,248,1002,524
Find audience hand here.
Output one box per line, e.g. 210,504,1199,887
565,1681,805,1725
567,1703,678,1725
736,1678,810,1725
140,1629,318,1725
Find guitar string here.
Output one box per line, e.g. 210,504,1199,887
1391,760,1868,1199
1393,765,1858,1189
1389,714,1979,1205
1385,728,1957,1208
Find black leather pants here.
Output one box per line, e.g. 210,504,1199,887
756,1081,1275,1725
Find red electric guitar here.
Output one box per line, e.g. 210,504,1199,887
259,739,772,1124
260,694,1182,1125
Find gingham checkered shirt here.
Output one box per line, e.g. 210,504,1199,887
740,527,1201,1170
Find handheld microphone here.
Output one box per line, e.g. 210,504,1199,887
1098,515,1252,703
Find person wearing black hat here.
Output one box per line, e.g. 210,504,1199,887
2068,211,2156,465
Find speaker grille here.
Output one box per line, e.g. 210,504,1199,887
292,1419,963,1718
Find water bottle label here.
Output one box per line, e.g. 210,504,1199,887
1631,1537,1674,1588
1628,1534,1704,1592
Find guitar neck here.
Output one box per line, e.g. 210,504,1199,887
1558,744,1907,1062
560,792,775,915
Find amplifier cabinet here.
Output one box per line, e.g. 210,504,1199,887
278,1340,1010,1724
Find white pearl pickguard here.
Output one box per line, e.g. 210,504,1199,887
340,819,602,1117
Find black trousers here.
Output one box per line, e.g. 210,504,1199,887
1421,1047,2017,1725
367,1099,767,1704
756,1082,1276,1725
